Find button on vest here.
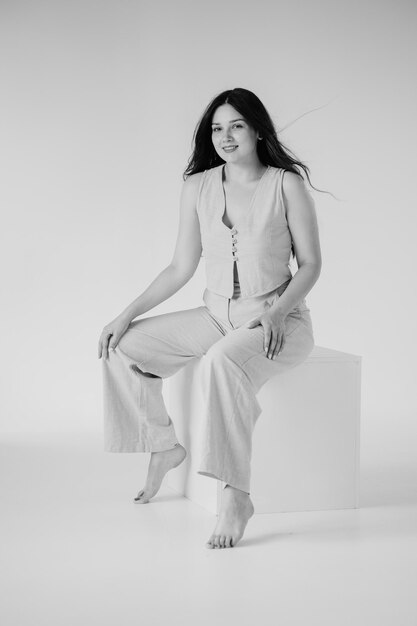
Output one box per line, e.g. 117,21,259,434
197,164,293,298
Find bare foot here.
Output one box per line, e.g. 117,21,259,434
205,484,254,549
134,443,187,504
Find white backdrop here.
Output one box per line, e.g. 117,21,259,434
1,0,416,471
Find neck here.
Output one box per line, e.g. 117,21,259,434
223,159,268,184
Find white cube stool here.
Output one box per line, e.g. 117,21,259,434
165,346,361,515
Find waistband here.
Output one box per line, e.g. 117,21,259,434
231,277,291,301
204,277,309,316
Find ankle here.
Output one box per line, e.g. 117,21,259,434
224,484,250,497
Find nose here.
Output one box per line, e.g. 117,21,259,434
221,129,234,142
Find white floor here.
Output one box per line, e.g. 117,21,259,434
1,432,416,626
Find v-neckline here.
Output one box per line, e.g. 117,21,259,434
220,163,271,231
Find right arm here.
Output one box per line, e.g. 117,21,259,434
98,172,204,358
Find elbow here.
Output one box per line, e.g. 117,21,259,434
314,259,322,277
299,260,322,280
311,261,322,281
169,262,197,286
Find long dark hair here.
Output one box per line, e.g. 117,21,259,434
183,87,323,194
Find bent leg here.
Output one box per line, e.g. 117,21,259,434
102,305,225,453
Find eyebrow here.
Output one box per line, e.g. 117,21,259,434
211,118,246,126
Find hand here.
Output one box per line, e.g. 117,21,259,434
245,309,287,360
98,314,131,360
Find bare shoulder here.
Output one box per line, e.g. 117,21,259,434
282,170,314,208
282,170,308,194
180,171,206,209
182,170,205,191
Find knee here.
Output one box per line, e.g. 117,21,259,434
115,331,161,378
116,327,144,362
203,342,237,371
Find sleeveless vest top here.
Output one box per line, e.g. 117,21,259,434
196,163,293,298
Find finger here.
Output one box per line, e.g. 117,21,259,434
98,334,107,360
269,333,280,360
274,332,285,358
263,325,272,355
108,335,119,352
267,330,277,359
103,333,112,360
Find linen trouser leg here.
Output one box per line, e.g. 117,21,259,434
196,295,315,494
102,306,225,453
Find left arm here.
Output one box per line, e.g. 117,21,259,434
245,171,322,359
270,171,322,318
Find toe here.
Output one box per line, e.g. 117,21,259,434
225,536,232,548
134,490,145,501
219,535,226,548
134,492,149,504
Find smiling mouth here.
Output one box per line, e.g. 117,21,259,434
223,146,238,152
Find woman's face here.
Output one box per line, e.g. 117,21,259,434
211,103,259,163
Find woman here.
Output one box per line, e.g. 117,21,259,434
98,87,322,549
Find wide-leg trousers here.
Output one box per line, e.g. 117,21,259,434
102,282,315,494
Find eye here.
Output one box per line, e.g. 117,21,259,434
212,124,243,132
